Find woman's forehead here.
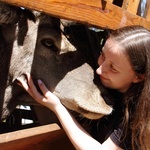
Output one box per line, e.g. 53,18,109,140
103,38,124,58
103,38,133,71
104,38,123,53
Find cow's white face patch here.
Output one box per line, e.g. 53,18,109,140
60,34,76,54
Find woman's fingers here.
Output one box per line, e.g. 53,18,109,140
26,74,38,94
17,77,33,96
17,74,61,111
25,74,46,101
38,79,52,98
17,74,43,100
37,79,61,110
38,79,60,102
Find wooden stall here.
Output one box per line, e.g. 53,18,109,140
0,0,149,149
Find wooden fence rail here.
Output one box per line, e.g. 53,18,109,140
0,0,150,30
0,124,75,150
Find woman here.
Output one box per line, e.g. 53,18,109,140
17,25,150,150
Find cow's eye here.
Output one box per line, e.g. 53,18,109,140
41,38,55,48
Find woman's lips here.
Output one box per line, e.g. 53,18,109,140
100,75,109,81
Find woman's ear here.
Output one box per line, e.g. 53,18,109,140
133,74,145,83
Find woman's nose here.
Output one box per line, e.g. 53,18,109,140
96,62,108,75
96,66,102,75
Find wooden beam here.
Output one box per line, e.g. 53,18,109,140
0,0,150,30
0,124,75,150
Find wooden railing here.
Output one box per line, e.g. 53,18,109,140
0,124,75,150
0,0,150,30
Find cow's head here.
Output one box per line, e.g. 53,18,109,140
0,2,113,121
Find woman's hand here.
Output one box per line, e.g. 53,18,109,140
17,74,62,112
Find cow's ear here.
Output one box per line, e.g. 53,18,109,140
133,74,145,83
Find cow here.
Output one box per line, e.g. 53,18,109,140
0,2,114,125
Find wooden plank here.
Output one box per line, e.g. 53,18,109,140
0,0,150,30
122,0,140,14
145,0,150,20
0,123,75,150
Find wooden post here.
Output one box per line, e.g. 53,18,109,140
144,0,150,20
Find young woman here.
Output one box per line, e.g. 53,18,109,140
17,25,150,150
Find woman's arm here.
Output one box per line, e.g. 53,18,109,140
17,74,121,150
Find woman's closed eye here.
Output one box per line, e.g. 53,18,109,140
110,64,119,73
